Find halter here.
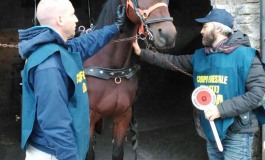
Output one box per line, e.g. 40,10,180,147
125,0,173,40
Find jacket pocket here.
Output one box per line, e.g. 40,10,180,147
229,112,250,132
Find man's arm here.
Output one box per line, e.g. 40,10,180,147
66,24,119,61
219,55,265,118
133,40,193,72
66,5,126,61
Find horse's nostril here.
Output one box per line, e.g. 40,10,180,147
158,28,162,32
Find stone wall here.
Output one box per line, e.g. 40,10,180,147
210,0,261,49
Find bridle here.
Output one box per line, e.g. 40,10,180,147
125,0,192,77
125,0,173,40
80,0,173,41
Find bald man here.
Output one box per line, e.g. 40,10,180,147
18,0,125,159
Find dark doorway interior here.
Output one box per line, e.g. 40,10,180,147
0,0,213,159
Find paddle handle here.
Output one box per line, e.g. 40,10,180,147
209,120,223,152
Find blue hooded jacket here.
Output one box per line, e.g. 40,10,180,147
18,25,118,160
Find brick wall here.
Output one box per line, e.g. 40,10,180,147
210,0,260,49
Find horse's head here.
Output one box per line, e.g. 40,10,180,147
126,0,177,49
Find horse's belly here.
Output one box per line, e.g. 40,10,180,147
88,78,138,116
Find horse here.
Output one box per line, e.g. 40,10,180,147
83,0,177,159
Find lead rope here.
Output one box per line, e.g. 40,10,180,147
111,34,146,43
143,39,193,77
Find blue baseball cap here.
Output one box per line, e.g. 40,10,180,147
195,8,234,28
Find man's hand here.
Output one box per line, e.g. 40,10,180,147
115,5,126,30
204,105,221,121
132,39,141,56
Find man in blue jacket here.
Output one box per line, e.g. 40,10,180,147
133,8,265,160
18,0,125,159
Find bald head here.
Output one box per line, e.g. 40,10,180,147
36,0,78,41
37,0,72,26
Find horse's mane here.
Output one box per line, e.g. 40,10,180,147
93,0,120,30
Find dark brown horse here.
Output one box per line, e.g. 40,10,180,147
83,0,176,159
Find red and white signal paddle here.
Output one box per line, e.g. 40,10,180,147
191,85,223,152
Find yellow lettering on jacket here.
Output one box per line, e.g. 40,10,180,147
208,85,220,94
76,71,86,83
197,75,228,84
215,94,223,105
82,83,87,93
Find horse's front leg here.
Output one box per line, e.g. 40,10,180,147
86,110,99,160
112,109,132,160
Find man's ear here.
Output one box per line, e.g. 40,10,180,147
215,26,222,33
57,16,64,26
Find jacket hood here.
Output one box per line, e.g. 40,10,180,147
226,30,251,47
18,26,65,59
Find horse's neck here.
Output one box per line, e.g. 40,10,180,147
83,28,137,68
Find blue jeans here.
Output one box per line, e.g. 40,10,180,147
206,133,253,160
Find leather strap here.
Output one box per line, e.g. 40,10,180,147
84,64,140,80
